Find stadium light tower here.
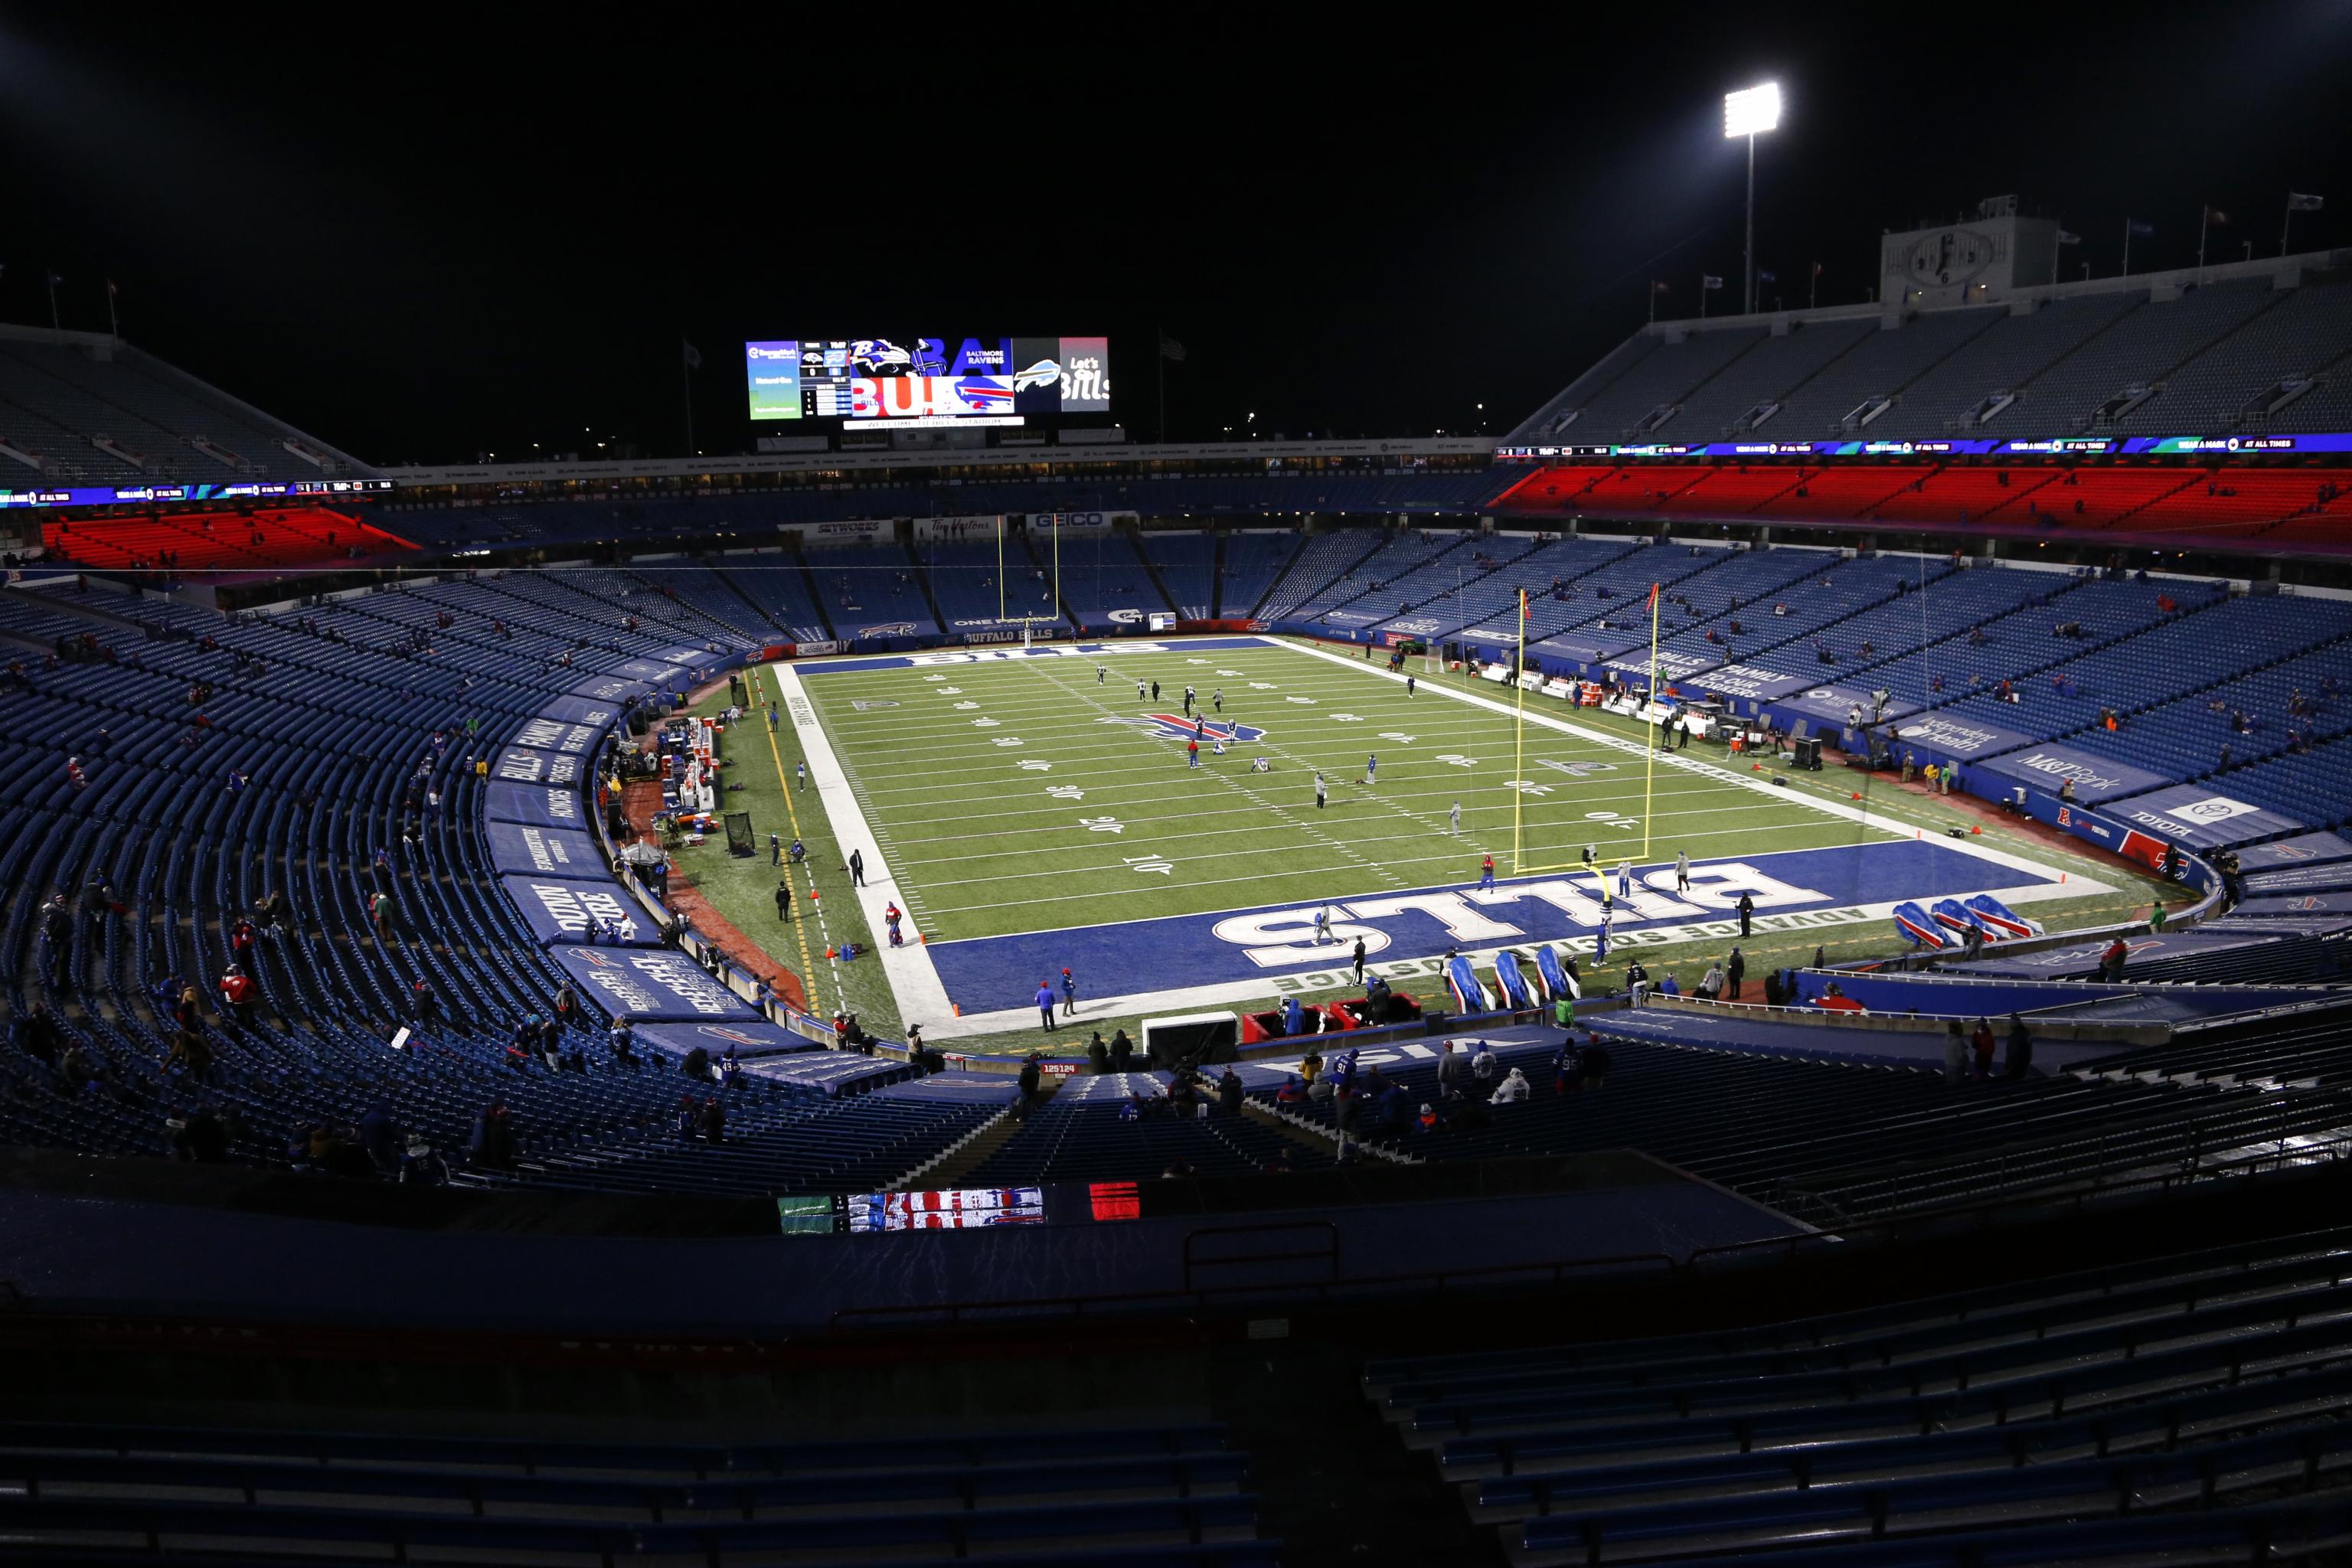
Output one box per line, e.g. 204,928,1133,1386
1723,82,1781,315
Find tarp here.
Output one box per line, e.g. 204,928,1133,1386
2241,861,2352,897
493,746,583,787
742,1052,910,1096
1769,684,1925,736
550,946,763,1021
2230,892,2352,918
633,1019,822,1060
1962,929,2286,980
482,779,585,830
531,694,625,729
1494,950,1534,1009
511,716,607,757
2101,785,2311,851
1975,743,2177,805
610,656,690,684
1965,893,2043,938
570,671,658,704
1690,665,1815,705
485,820,606,879
1890,712,2039,762
1535,945,1579,1001
1893,900,1946,947
2237,831,2352,871
500,875,655,947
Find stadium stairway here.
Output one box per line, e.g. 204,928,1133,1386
1363,1225,2352,1566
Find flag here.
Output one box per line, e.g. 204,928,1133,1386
1758,269,1778,283
1651,279,1670,293
2056,229,2082,245
1701,275,1723,290
681,339,702,370
1646,582,1660,609
1811,261,1823,276
1520,590,1530,624
2288,192,2325,211
1158,335,1187,362
2204,207,2231,226
45,270,61,286
106,279,118,296
2127,220,2154,237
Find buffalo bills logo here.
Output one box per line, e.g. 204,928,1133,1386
1102,715,1268,743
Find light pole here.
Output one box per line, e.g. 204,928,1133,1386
1724,83,1781,317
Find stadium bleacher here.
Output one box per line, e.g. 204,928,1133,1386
0,1419,1274,1565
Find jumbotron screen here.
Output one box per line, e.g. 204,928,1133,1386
744,336,1109,428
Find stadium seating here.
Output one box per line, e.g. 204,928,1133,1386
1371,1227,2352,1566
0,332,370,483
1043,529,1177,630
1140,528,1216,618
965,1072,1322,1184
0,1419,1273,1566
1215,529,1309,617
41,506,413,573
806,538,941,638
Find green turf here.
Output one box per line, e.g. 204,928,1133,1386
669,638,2173,1050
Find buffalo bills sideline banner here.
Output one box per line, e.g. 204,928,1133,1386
483,779,584,830
633,1018,817,1059
485,820,606,879
494,745,582,787
550,946,760,1022
501,877,655,947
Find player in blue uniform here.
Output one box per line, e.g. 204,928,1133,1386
1362,753,1377,788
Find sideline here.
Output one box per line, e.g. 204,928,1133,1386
742,663,828,1012
1275,637,2107,890
772,662,956,1029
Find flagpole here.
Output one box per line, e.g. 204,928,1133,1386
1156,322,1167,444
2197,206,2209,277
1643,582,1659,863
680,341,696,459
2122,219,2132,278
106,282,119,340
45,273,60,332
2283,201,2295,257
1512,589,1527,874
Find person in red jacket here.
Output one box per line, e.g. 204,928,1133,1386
218,965,260,1029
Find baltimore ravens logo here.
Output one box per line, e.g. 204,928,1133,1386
1099,714,1269,743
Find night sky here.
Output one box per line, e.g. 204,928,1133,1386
5,5,2349,464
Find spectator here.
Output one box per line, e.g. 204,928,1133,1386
1435,1039,1462,1096
700,1096,726,1145
400,1135,449,1187
2100,936,2129,982
218,965,260,1029
1217,1066,1243,1116
1579,1036,1612,1088
1017,1052,1042,1118
675,1093,700,1143
358,1099,402,1174
470,1101,515,1168
1109,1030,1134,1073
1470,1042,1498,1083
1087,1031,1110,1074
1491,1067,1530,1104
1942,1021,1968,1085
1969,1018,1997,1080
12,1001,62,1067
2005,1014,2035,1079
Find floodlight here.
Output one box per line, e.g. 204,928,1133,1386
1723,83,1781,139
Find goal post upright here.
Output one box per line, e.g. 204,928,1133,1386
1511,587,1527,874
1642,580,1660,863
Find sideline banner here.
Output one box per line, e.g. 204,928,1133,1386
493,746,582,787
501,876,655,947
550,946,763,1021
634,1019,820,1059
485,820,605,878
1975,744,2175,805
483,779,583,829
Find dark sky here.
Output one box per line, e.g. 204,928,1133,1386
5,4,2350,464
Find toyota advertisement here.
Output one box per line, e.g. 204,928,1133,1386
744,336,1109,427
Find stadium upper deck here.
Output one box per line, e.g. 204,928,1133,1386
1508,248,2352,449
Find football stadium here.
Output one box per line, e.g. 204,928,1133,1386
8,17,2352,1566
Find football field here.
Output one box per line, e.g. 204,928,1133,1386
702,635,2145,1042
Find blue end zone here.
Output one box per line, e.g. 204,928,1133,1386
793,635,1276,677
929,838,2068,1013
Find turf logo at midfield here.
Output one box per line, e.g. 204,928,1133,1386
1100,714,1268,743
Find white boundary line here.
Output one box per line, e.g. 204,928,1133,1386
773,662,956,1028
1275,637,2096,887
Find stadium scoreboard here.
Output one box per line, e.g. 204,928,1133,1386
745,336,1109,429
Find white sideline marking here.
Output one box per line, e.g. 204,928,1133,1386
773,663,956,1030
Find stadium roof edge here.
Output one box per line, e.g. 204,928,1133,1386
378,436,1501,489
